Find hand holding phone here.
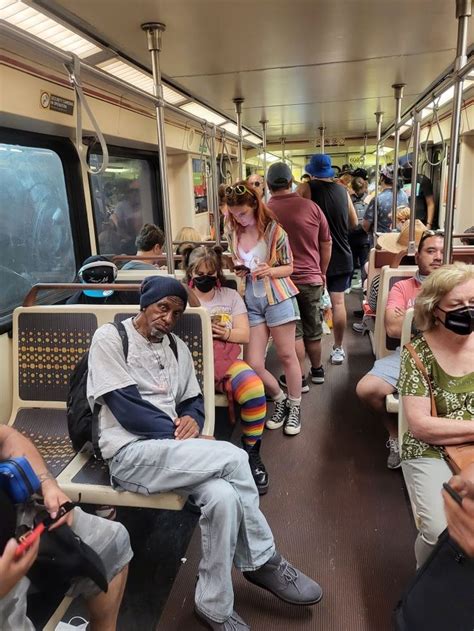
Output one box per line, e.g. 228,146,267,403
443,482,463,506
14,523,45,559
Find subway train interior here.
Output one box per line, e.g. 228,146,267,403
1,0,474,629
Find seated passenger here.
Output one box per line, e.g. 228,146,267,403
67,255,135,305
184,245,269,494
399,262,474,566
87,275,322,630
175,227,203,269
461,226,474,247
0,425,131,630
122,223,165,270
356,231,444,469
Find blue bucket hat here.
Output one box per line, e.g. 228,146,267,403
305,154,335,179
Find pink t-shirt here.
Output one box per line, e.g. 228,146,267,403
386,276,421,311
199,286,247,329
268,192,332,285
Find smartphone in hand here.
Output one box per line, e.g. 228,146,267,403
443,482,463,506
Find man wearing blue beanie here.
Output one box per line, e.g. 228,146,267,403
87,275,322,630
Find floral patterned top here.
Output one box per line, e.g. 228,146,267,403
398,335,474,461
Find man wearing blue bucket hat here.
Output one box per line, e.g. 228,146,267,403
298,154,358,366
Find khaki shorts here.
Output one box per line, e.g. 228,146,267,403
294,283,323,341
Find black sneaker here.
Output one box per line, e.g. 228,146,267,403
242,439,269,495
310,366,325,384
283,403,301,436
266,397,288,430
278,374,309,393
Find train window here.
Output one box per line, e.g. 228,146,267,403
89,154,157,255
0,142,76,325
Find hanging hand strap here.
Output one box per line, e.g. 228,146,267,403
65,54,109,175
404,342,438,417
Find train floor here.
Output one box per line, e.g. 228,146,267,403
32,291,417,631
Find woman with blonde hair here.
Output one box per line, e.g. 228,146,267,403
398,262,474,566
184,245,269,494
224,182,303,436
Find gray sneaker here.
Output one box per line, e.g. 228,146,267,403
386,438,401,469
195,608,250,630
243,551,323,605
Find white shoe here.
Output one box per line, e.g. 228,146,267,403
330,347,345,365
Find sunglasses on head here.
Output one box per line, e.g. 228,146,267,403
225,184,255,197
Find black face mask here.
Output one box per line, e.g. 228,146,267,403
193,275,217,293
438,306,474,336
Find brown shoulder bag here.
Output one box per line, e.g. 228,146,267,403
404,342,474,474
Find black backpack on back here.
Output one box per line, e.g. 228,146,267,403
67,322,128,452
66,320,178,452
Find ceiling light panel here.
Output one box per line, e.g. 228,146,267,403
97,59,187,104
243,133,263,145
180,102,226,126
221,122,247,137
0,1,101,58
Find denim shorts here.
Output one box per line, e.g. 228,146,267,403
245,282,299,328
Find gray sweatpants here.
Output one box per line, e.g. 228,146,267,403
109,438,275,622
0,508,132,631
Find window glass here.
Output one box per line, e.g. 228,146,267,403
192,157,209,214
0,143,76,321
89,155,155,255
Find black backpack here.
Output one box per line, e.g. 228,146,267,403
66,321,178,452
394,529,474,630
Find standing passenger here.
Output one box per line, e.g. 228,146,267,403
246,174,265,199
298,154,358,365
224,183,303,436
266,162,332,390
362,165,408,237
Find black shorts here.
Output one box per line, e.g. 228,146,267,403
326,272,352,293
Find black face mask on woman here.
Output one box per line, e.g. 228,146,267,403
193,275,217,293
438,306,474,336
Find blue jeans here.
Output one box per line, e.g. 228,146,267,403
109,438,275,622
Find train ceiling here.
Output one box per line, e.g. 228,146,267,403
23,0,474,143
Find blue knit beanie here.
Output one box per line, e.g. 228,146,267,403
140,275,188,310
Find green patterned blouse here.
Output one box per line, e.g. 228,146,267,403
398,335,474,461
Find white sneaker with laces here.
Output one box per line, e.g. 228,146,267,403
330,346,345,365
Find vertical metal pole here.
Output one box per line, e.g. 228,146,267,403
444,0,471,263
319,126,325,153
281,137,286,161
234,97,245,180
208,124,220,246
391,83,405,231
141,22,174,273
260,118,268,201
362,133,368,163
373,111,384,240
408,110,422,255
